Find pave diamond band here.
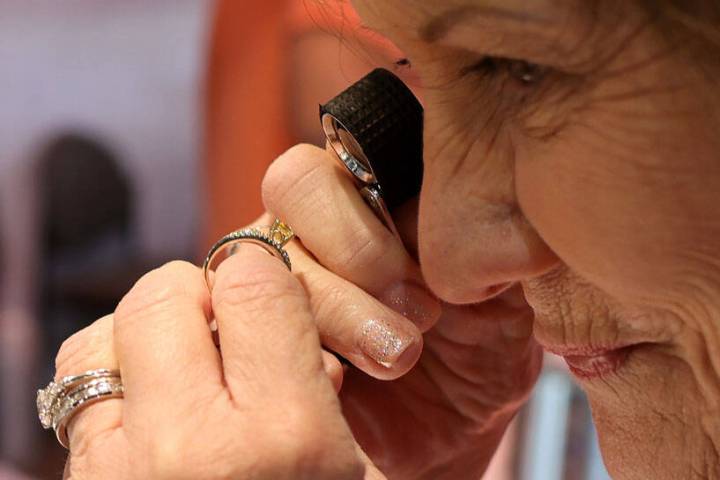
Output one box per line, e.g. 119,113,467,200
203,219,294,288
54,378,124,448
37,369,123,448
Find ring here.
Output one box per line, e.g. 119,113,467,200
203,218,294,288
37,368,124,449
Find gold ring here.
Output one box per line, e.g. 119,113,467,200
203,219,294,289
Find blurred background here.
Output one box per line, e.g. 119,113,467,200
0,1,610,478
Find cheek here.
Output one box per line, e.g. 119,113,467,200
514,50,720,305
514,135,699,303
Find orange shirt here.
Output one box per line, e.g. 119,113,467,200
203,1,398,252
203,0,292,250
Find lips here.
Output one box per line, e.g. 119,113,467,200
544,345,635,379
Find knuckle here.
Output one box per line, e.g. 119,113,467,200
312,281,354,325
114,261,200,322
55,316,112,378
262,144,331,214
333,224,396,271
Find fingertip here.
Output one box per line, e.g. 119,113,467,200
379,280,442,332
321,350,344,393
355,317,423,380
390,337,423,374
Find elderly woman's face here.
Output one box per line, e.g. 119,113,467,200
353,0,720,477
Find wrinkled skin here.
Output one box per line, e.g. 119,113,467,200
53,1,720,479
339,284,541,479
261,142,542,479
346,1,720,478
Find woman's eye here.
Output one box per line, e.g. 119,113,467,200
508,60,545,84
461,56,546,86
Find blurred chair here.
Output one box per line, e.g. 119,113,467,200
37,133,137,361
0,1,210,476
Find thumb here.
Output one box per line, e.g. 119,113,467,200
211,243,332,400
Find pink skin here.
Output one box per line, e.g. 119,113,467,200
349,1,720,479
298,193,544,479
544,344,635,379
562,349,631,379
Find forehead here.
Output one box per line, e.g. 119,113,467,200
348,0,638,71
350,0,570,42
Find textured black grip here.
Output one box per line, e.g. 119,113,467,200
320,68,423,211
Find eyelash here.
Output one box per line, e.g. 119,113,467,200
395,56,546,86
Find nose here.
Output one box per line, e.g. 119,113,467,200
417,138,559,305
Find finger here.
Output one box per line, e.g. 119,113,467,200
54,314,122,454
113,261,223,421
423,287,542,418
262,144,441,331
218,213,421,380
289,241,422,380
221,213,421,379
211,243,336,402
218,239,344,390
321,350,344,393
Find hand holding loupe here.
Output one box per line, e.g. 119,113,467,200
204,68,423,283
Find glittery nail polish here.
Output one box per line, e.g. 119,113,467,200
358,318,417,368
380,281,442,331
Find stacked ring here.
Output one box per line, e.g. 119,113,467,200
37,368,124,449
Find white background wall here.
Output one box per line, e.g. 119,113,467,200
0,0,212,259
0,0,212,465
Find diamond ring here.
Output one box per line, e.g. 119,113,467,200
203,218,295,288
37,368,123,449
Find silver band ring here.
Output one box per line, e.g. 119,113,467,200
203,219,294,289
321,114,400,239
37,368,124,449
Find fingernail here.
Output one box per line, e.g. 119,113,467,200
380,282,442,330
358,318,418,368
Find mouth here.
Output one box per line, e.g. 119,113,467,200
542,344,637,380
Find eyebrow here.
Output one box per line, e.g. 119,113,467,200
418,5,553,43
